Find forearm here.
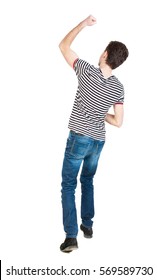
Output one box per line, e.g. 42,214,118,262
105,113,122,128
58,15,96,67
59,20,87,50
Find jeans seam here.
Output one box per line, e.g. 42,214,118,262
70,138,76,154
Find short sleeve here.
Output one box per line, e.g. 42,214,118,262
73,58,90,77
115,87,125,104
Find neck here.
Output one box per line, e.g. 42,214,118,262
99,63,112,79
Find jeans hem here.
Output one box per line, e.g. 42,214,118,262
66,235,77,238
82,223,93,229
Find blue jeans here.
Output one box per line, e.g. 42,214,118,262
61,131,105,238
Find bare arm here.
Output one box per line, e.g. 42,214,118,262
58,15,96,67
105,104,124,128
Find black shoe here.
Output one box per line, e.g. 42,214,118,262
80,224,93,238
60,238,78,253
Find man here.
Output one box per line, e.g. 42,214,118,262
59,15,129,253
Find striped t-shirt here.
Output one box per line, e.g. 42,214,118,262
68,58,124,141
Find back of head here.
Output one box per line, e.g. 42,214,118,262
105,41,129,70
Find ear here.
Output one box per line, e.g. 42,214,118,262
103,51,108,59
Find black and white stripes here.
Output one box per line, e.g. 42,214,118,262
68,59,124,140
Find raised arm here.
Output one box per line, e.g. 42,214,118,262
58,15,96,68
105,104,124,128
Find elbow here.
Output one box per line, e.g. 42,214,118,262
116,123,122,128
114,114,123,128
58,40,65,52
59,41,63,51
58,42,68,55
115,119,123,128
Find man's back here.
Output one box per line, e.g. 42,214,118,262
69,59,124,140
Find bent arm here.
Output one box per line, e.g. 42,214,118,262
105,104,124,127
58,15,96,68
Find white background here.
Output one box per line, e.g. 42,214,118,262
0,0,157,279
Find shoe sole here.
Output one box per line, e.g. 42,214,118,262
83,234,93,239
61,245,78,253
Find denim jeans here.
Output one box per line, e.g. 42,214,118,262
61,131,105,238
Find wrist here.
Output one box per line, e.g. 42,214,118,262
79,20,87,29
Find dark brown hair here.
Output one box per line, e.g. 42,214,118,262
105,41,129,69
